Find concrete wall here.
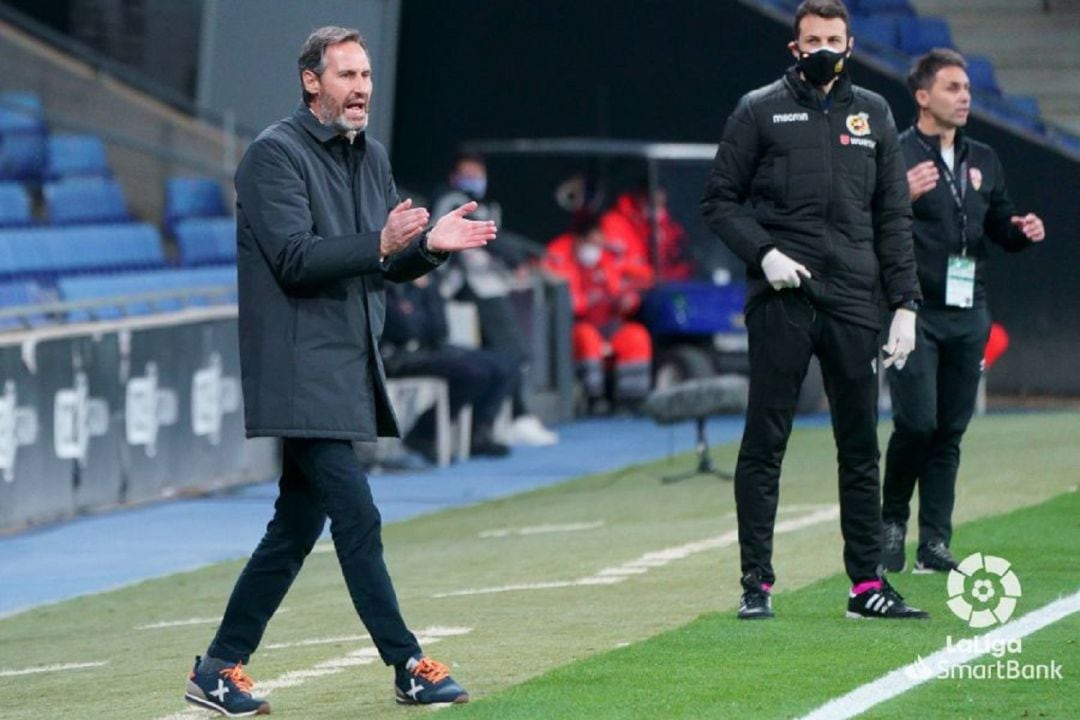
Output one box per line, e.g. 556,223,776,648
196,0,401,149
0,16,238,225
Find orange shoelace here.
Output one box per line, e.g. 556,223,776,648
221,663,256,694
411,657,450,684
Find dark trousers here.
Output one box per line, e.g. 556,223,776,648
882,305,990,547
208,438,420,666
736,291,882,586
386,345,516,436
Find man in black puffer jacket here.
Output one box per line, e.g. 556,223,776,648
880,49,1045,576
701,0,926,621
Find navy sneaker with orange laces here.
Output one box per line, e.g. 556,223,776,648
394,655,469,705
184,656,270,717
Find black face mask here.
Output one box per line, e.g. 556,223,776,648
797,47,848,87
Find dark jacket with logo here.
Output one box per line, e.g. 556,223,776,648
236,103,444,440
899,125,1031,310
701,67,919,329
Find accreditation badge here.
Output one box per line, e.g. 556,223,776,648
945,255,976,308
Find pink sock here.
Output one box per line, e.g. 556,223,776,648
852,579,882,595
761,583,773,592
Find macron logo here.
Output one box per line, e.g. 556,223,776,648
773,112,809,124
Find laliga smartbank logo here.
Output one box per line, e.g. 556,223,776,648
947,552,1022,628
904,554,1064,682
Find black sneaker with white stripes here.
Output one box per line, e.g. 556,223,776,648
846,578,929,620
737,572,774,620
914,540,959,574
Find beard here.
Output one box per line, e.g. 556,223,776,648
314,93,368,134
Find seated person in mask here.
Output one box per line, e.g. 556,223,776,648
432,152,559,446
543,213,652,412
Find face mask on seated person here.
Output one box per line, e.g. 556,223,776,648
797,46,848,87
454,176,487,199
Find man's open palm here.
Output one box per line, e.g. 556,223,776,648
427,201,497,252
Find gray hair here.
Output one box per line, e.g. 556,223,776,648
298,26,366,103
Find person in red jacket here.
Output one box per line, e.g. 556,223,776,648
544,214,652,410
600,186,694,282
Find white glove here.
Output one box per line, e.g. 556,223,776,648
761,248,811,290
882,308,917,370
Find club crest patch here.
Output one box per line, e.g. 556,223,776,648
969,166,983,191
845,112,871,137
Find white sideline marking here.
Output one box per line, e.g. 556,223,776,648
135,617,221,630
796,589,1080,720
156,626,472,720
0,661,107,677
136,609,289,631
434,506,839,598
479,521,606,538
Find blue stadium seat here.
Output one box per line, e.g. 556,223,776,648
973,96,1045,135
1007,95,1040,119
174,217,236,265
898,16,954,56
965,55,1001,96
43,177,130,225
0,222,166,280
0,183,32,228
0,93,47,182
164,177,228,231
850,0,916,16
851,14,901,51
45,134,110,180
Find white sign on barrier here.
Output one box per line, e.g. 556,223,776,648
190,352,240,445
0,380,38,482
53,371,109,466
125,362,178,458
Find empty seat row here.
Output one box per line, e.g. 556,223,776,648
0,173,231,230
0,222,166,279
0,177,130,226
58,266,236,321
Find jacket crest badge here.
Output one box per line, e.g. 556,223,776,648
845,112,871,136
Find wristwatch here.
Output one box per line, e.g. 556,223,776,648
895,298,921,312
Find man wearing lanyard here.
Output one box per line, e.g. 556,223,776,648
881,49,1045,574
